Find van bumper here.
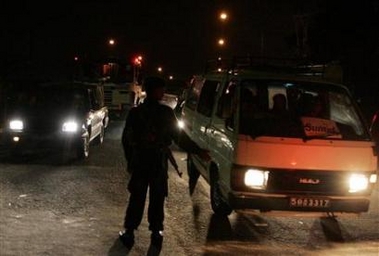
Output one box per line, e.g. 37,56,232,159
229,193,371,214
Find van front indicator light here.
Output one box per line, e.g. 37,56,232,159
369,174,377,184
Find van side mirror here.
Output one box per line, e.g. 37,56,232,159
225,116,234,130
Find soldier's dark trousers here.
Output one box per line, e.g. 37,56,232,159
123,176,166,232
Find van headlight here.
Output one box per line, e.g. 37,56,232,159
244,169,269,189
9,119,24,131
62,121,79,133
348,174,370,193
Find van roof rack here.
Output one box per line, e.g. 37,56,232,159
204,56,343,83
205,56,302,72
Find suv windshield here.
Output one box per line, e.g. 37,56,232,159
5,82,90,113
237,79,369,141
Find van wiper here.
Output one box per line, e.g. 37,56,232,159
302,133,341,142
248,130,268,139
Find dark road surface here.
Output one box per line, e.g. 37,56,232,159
0,120,378,256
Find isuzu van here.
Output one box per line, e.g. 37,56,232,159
180,58,377,217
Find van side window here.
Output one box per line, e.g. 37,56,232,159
186,78,203,111
197,80,219,117
216,80,236,119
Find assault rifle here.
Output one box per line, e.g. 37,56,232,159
165,147,183,178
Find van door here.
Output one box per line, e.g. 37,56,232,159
181,76,204,145
191,79,220,177
207,79,238,189
194,79,220,144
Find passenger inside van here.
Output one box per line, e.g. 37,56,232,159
298,93,327,118
270,93,290,118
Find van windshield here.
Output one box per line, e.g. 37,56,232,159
238,79,370,141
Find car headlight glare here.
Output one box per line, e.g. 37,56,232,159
62,121,79,133
9,120,24,130
244,169,269,189
177,120,184,129
349,174,369,193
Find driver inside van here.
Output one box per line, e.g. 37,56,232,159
307,96,326,118
239,88,259,134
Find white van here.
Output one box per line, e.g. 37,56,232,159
180,58,378,217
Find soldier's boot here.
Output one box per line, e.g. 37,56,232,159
150,230,163,249
119,229,135,249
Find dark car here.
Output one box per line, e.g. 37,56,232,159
0,80,109,160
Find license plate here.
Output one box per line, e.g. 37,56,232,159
290,197,330,208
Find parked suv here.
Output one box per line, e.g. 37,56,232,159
180,58,377,217
0,80,109,160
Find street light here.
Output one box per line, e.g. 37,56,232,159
219,11,228,22
217,10,229,57
108,39,115,45
218,38,225,46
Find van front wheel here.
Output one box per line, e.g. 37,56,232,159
210,172,232,216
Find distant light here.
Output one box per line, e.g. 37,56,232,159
284,83,294,87
158,67,163,72
109,39,115,45
218,38,225,46
74,56,79,61
133,55,143,65
169,75,174,80
220,12,228,21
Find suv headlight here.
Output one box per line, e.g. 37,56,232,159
62,121,79,133
244,169,269,189
9,119,24,131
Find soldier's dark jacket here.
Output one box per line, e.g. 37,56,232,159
121,98,202,194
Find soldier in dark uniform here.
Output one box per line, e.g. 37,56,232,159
119,76,210,249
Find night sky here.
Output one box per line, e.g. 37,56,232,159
0,1,319,75
1,0,378,93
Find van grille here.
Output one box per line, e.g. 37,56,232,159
267,170,348,195
231,167,353,196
